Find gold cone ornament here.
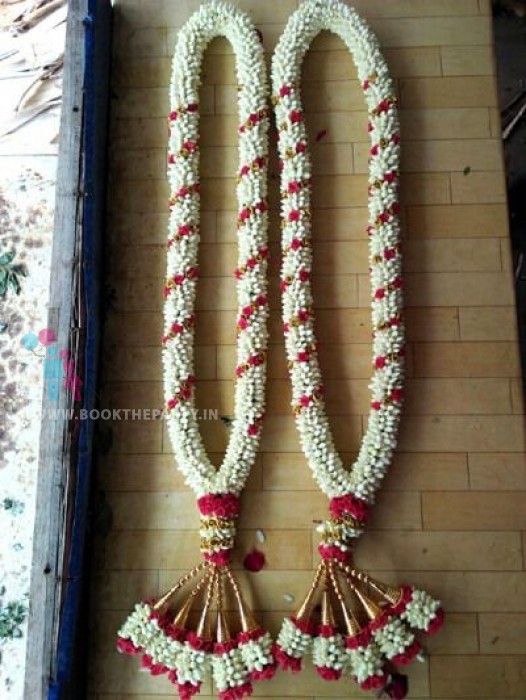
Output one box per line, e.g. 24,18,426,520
117,495,277,700
274,513,445,693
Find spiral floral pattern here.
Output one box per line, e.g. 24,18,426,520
272,0,404,504
164,0,270,498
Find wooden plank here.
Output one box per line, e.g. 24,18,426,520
24,1,87,697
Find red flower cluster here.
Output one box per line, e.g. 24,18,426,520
163,266,200,298
170,182,200,206
426,607,445,635
391,388,403,403
236,351,266,378
273,644,302,673
247,421,262,437
315,666,342,681
237,627,265,644
167,223,199,249
169,102,198,122
141,653,169,676
237,200,268,225
291,616,315,635
197,492,240,518
186,630,214,653
238,155,266,178
289,109,303,124
117,636,141,656
329,493,369,523
250,664,276,682
168,672,201,700
385,672,409,699
296,307,310,322
204,549,231,566
182,139,198,153
360,672,389,691
218,682,253,700
373,98,395,115
214,639,237,654
391,639,421,665
162,315,196,344
239,107,269,133
234,245,269,279
318,623,337,638
345,626,372,650
297,384,324,410
243,548,266,572
318,544,348,563
148,607,187,642
166,375,196,410
390,585,414,616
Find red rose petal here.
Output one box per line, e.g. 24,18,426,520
243,548,266,572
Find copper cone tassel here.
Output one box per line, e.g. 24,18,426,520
274,549,445,693
117,558,277,700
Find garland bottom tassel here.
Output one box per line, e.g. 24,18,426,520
274,502,444,696
117,494,276,700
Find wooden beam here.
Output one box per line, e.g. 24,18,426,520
24,0,88,697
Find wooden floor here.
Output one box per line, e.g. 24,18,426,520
88,1,526,698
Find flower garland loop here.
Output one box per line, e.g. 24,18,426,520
117,3,275,698
273,0,404,512
272,1,443,696
163,4,270,501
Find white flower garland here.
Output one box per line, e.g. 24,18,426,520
211,646,250,693
276,618,313,659
174,646,211,688
239,632,275,674
312,632,348,675
272,5,444,694
118,6,275,699
164,0,269,498
272,0,404,504
117,602,152,650
346,642,386,687
372,617,416,661
401,589,443,631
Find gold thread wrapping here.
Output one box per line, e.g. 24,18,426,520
153,562,207,611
